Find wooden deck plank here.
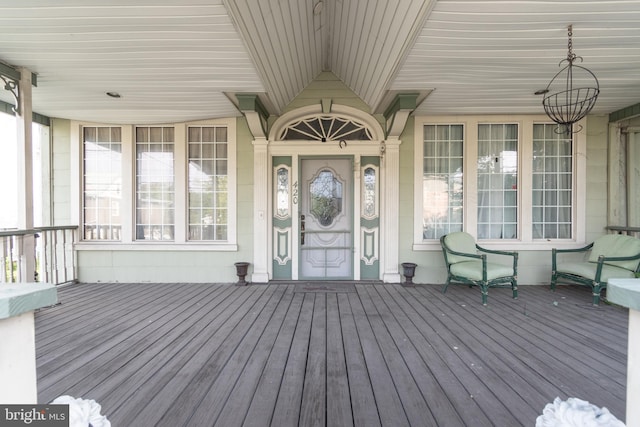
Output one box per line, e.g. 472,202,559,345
386,284,526,425
241,292,305,427
214,286,299,427
362,285,466,426
74,285,236,393
411,285,562,422
91,284,255,414
35,283,186,362
347,292,411,427
298,293,327,427
112,284,272,425
36,282,177,342
269,293,315,426
375,284,494,426
34,282,629,427
37,283,209,383
356,285,437,426
166,285,290,426
325,293,354,427
336,292,382,427
437,284,627,387
427,283,627,417
135,284,279,426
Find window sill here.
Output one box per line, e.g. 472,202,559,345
75,242,239,251
413,240,587,252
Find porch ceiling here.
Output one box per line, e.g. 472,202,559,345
0,0,639,124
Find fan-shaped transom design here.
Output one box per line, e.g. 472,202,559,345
278,115,373,141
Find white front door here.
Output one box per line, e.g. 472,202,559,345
299,158,353,279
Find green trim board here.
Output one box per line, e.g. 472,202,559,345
609,102,640,122
0,63,37,86
1,100,51,126
272,156,292,279
360,158,380,279
272,156,292,167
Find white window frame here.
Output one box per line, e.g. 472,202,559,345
413,115,586,251
72,118,237,251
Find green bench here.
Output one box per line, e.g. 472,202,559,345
551,234,640,305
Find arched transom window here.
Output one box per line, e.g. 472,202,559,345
278,115,373,141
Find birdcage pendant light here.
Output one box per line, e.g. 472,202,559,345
541,25,599,133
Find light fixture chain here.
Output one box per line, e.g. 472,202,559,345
567,25,575,63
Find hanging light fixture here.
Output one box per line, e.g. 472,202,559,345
541,25,599,133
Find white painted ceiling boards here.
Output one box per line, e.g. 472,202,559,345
0,0,639,124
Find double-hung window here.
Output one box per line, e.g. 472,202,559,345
187,125,228,241
135,126,175,241
477,123,518,239
82,126,122,240
532,124,572,239
78,119,236,247
421,124,464,239
414,116,585,248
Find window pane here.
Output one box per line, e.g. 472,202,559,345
83,126,122,241
531,123,573,239
477,123,518,240
188,125,228,241
276,167,290,218
363,167,376,218
136,126,175,241
422,124,464,239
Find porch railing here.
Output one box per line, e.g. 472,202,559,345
606,225,640,239
0,225,78,285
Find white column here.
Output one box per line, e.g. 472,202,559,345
0,312,38,403
0,283,57,404
607,278,640,424
252,138,270,282
17,68,35,282
382,138,402,282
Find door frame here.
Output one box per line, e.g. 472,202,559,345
251,103,402,283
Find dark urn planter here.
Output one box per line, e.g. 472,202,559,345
401,262,417,285
234,262,250,286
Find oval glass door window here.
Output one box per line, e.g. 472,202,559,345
310,169,343,226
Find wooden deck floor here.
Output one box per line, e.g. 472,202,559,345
35,282,628,426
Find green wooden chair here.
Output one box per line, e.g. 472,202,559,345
551,234,640,305
440,232,518,305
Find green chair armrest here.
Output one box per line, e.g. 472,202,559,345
477,245,518,257
553,243,594,255
477,246,518,273
552,243,594,271
445,248,484,261
595,253,640,276
597,253,640,263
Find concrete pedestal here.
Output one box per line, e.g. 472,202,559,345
0,283,57,403
607,278,640,426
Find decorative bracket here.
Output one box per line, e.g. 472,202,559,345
0,75,19,114
237,93,270,139
0,63,37,116
383,93,418,139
